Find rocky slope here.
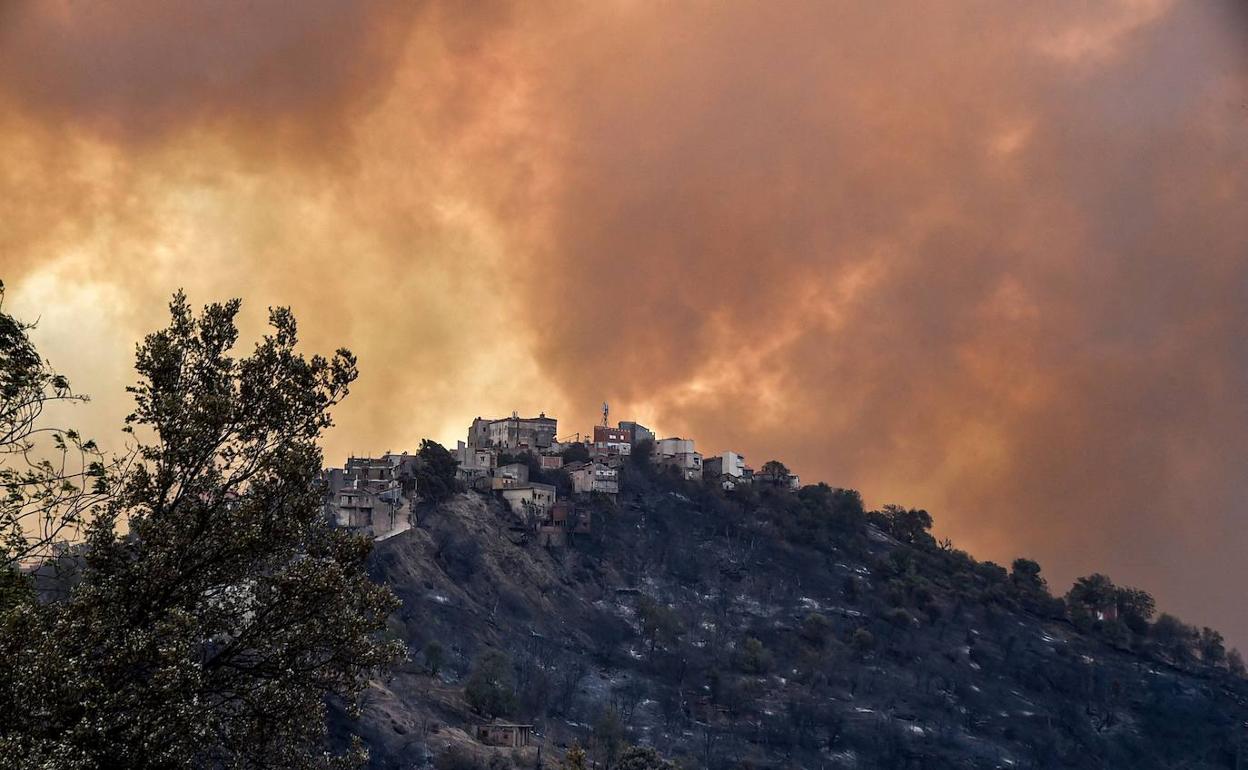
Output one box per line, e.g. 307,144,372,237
341,465,1248,770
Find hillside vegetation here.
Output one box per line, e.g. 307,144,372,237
347,457,1248,770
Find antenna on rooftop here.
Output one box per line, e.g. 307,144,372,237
602,402,609,427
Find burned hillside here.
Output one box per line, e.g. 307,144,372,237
347,459,1248,770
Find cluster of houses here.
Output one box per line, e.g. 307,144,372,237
320,409,801,542
322,453,419,540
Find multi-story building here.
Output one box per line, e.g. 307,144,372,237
704,451,748,480
567,460,619,496
455,441,498,483
467,412,557,452
652,437,703,481
536,500,591,546
500,483,557,521
323,453,418,539
618,421,654,446
490,462,530,490
592,425,632,458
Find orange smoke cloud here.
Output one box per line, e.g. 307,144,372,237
1,1,1246,644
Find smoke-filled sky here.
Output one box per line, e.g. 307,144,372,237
2,1,1246,643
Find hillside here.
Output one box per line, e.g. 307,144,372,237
341,462,1248,770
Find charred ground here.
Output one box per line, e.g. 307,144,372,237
344,459,1248,770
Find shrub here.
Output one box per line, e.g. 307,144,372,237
739,637,774,675
799,613,832,647
851,628,875,656
465,649,517,717
424,640,445,675
616,745,678,770
562,742,588,770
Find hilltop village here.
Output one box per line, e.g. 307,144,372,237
332,410,1248,770
321,408,800,543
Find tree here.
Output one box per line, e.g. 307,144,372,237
1198,627,1226,667
561,442,590,464
1114,587,1156,635
851,628,875,657
464,649,517,717
797,483,864,532
615,745,677,770
562,742,588,770
799,612,832,647
1228,648,1246,677
1151,613,1196,664
637,596,683,654
0,293,401,768
0,281,117,581
739,636,774,675
1067,574,1117,626
874,504,934,546
1010,558,1046,595
1009,558,1066,616
760,460,790,485
628,438,653,471
424,640,445,676
416,439,461,504
592,706,626,768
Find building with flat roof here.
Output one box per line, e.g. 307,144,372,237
467,412,557,452
704,451,748,479
568,460,619,496
618,421,654,446
500,483,557,521
593,425,632,458
652,437,703,480
322,453,417,539
455,442,497,483
475,723,533,748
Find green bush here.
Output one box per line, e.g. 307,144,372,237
465,649,517,717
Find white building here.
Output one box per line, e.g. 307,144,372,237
652,437,703,481
705,451,747,479
500,483,557,520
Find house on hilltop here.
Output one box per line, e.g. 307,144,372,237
322,452,418,539
704,451,751,490
467,412,557,452
704,451,747,479
652,437,703,480
618,420,654,446
535,499,591,546
567,460,619,497
592,425,632,459
499,482,556,522
454,441,497,484
491,462,530,489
